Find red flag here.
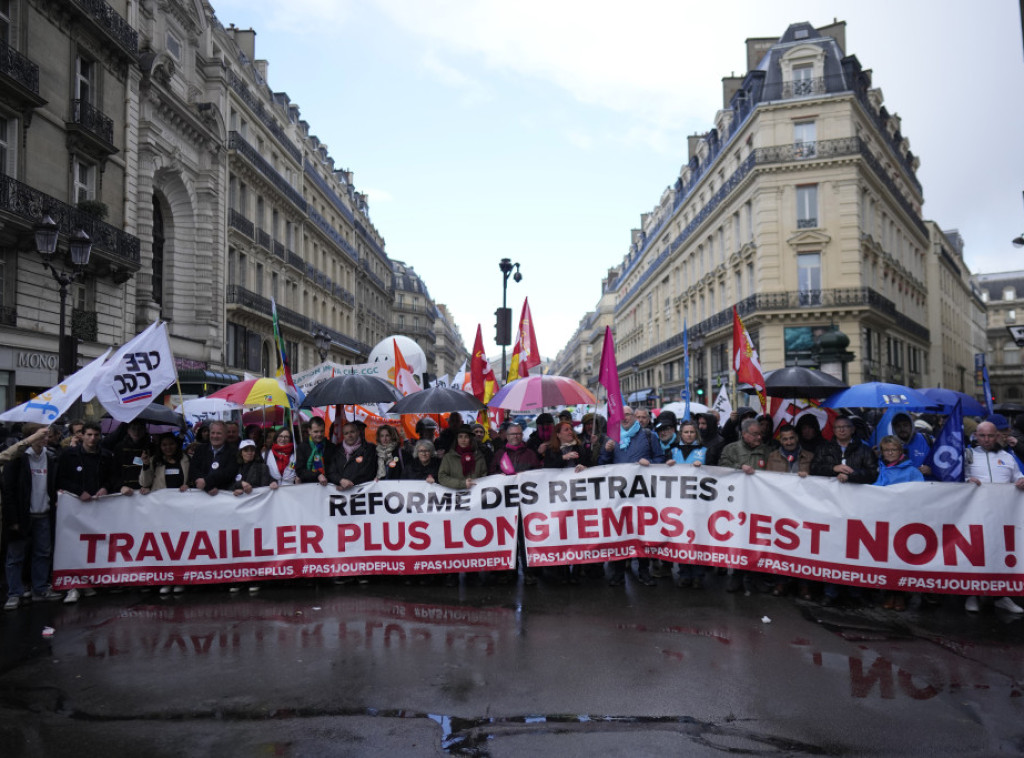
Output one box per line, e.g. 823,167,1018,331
507,297,541,383
598,326,624,442
469,325,497,402
732,307,767,414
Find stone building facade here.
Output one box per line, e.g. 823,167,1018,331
556,21,983,405
0,0,465,408
0,0,141,409
972,270,1024,403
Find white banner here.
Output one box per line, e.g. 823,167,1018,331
53,481,518,588
292,361,386,392
712,384,732,416
87,322,178,422
0,349,111,423
52,466,1024,596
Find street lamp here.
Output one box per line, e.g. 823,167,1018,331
312,328,331,363
1013,235,1024,248
497,257,522,379
632,360,639,403
36,215,92,382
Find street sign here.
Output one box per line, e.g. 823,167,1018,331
1007,325,1024,348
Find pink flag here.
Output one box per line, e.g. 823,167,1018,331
599,326,624,443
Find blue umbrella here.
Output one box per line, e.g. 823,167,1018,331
918,388,986,416
820,382,935,410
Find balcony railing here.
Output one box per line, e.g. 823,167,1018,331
796,217,817,229
69,0,138,58
227,71,302,163
272,240,285,260
287,250,304,270
228,208,254,238
257,228,271,251
311,320,371,357
621,286,930,370
228,131,307,211
71,99,114,146
0,39,39,95
0,174,139,267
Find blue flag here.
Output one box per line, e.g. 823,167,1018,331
923,400,964,482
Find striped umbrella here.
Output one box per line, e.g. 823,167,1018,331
487,375,596,411
208,377,292,407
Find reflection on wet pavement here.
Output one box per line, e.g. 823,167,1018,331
1,578,1023,755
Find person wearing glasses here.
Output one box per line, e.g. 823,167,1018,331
265,427,297,485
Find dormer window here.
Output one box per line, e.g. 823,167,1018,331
793,64,814,95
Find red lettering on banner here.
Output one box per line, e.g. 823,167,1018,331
604,505,632,537
254,528,275,556
278,525,297,555
443,520,463,548
550,510,573,539
775,518,799,550
110,533,133,561
523,512,548,540
894,523,938,565
162,532,188,560
846,520,889,561
750,514,772,546
802,521,829,554
578,508,599,538
708,510,734,540
189,531,217,560
230,530,252,558
337,524,359,550
942,524,985,566
661,507,684,538
638,506,659,533
409,522,430,550
464,518,492,548
81,533,103,562
301,525,325,553
135,532,161,560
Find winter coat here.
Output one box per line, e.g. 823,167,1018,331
810,439,878,483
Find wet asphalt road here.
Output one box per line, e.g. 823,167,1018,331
1,570,1023,757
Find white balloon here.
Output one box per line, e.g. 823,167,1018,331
368,335,428,375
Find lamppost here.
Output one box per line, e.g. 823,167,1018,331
1013,234,1024,248
312,328,331,363
632,360,640,404
35,215,92,382
497,257,522,379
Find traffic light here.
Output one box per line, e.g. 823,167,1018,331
495,307,512,346
695,382,705,398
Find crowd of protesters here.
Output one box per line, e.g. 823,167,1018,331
2,402,1023,614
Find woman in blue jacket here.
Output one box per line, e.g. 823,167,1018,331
874,434,924,610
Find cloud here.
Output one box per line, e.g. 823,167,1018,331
419,50,493,105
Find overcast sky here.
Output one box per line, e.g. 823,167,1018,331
212,0,1024,369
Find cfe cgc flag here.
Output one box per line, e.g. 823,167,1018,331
87,322,177,423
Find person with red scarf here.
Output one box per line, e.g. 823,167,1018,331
438,429,487,489
264,427,297,486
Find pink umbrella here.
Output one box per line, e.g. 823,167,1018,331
487,375,596,411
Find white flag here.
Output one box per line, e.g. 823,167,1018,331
87,322,178,423
0,349,112,424
433,374,450,389
712,383,732,417
451,362,467,391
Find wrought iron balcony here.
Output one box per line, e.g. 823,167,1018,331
228,131,306,212
257,228,271,251
228,208,254,238
0,174,139,268
311,320,371,357
0,39,42,103
67,99,116,157
287,250,304,270
796,218,818,229
272,240,285,260
227,71,301,163
69,0,138,60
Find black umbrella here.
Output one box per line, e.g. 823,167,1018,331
299,374,403,408
763,367,848,398
104,402,185,427
387,387,486,415
994,402,1024,416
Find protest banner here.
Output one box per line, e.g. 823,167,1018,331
53,466,1024,595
